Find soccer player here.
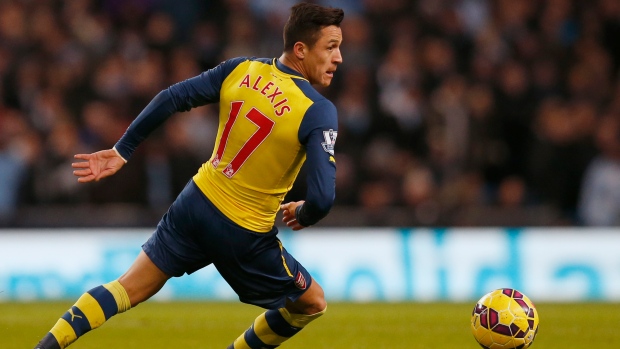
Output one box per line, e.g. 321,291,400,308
34,3,343,349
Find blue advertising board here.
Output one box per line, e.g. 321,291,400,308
1,228,618,302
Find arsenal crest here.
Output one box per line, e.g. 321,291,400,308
294,271,307,290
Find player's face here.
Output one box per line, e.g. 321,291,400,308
303,25,343,87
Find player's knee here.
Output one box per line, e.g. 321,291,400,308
310,295,327,315
306,301,327,326
288,281,327,315
306,281,327,314
314,301,327,317
307,303,327,323
300,302,326,316
302,288,327,315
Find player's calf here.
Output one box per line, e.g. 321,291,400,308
228,306,327,349
34,280,131,349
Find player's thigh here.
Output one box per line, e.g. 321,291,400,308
142,180,213,278
208,229,313,309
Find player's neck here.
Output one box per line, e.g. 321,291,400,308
278,53,307,80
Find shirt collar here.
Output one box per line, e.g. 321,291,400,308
274,58,305,79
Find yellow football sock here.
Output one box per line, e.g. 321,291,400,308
43,280,131,348
230,306,326,349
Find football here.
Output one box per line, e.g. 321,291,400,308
471,288,539,349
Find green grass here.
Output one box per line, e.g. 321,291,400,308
2,301,620,348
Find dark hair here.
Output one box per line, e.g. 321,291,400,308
283,3,344,52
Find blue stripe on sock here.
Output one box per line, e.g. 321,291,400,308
87,285,118,319
264,310,302,338
244,325,278,349
61,306,91,337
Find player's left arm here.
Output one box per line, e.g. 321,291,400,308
282,99,338,230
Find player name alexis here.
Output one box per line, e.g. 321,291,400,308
238,74,291,116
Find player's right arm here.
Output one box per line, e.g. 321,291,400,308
72,57,249,182
114,57,248,161
71,148,127,183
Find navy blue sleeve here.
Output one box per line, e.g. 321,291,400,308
114,57,247,160
295,99,338,227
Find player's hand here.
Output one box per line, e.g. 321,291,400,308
72,148,126,183
280,200,305,231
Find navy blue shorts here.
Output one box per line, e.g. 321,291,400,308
142,180,312,309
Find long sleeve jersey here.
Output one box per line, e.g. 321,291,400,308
115,57,338,232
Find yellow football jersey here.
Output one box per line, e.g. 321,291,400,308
115,57,338,232
192,58,337,232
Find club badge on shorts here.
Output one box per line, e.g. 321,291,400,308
295,271,307,290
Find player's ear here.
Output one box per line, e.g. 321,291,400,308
293,42,306,59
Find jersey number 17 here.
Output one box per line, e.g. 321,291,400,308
211,101,275,178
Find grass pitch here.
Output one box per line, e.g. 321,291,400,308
3,301,620,348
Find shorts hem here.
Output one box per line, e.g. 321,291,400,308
142,243,184,277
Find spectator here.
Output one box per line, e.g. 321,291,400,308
0,108,40,222
578,113,620,226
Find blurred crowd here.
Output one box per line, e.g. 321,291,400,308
1,0,620,227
